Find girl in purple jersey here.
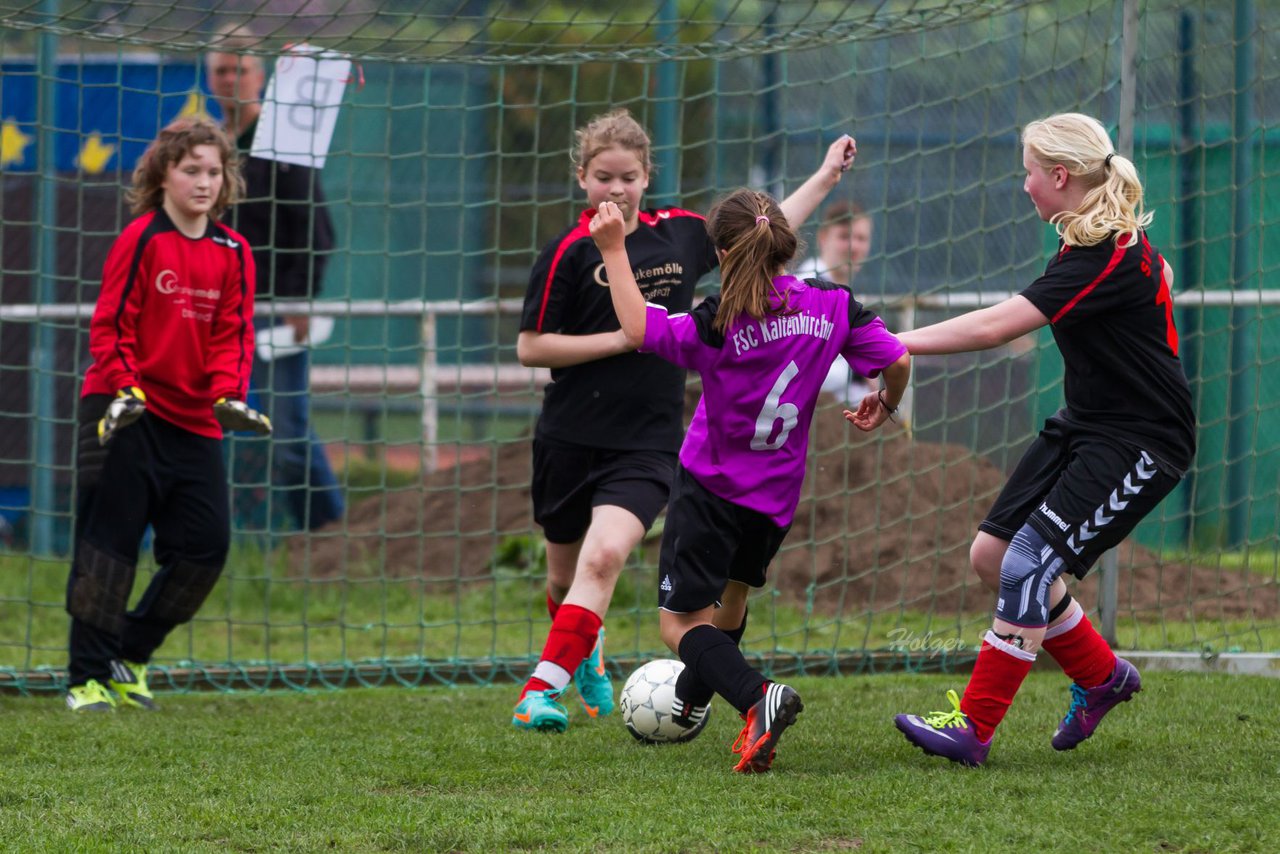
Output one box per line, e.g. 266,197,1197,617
890,113,1195,767
591,189,910,772
512,109,857,734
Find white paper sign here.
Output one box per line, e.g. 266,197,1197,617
250,44,350,169
255,316,335,362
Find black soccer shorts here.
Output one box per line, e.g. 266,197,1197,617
980,416,1183,579
530,438,676,544
657,464,791,613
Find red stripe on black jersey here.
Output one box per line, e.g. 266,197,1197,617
535,216,592,332
1050,237,1129,324
637,208,706,227
533,207,708,332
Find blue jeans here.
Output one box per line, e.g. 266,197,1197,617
231,348,344,533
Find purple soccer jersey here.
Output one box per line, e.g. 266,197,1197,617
642,276,906,526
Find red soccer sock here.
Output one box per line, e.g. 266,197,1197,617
520,604,602,699
960,630,1036,742
546,591,560,620
1041,607,1116,689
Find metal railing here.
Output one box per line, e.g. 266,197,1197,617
6,288,1279,642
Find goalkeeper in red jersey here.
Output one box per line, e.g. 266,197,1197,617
64,117,271,712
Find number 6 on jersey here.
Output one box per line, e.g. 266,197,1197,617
751,360,800,451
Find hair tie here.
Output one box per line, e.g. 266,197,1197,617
1104,152,1115,168
755,215,770,225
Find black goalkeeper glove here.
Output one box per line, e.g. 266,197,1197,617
213,397,272,435
97,386,147,446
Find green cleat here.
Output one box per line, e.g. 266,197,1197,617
512,688,569,732
572,627,615,718
109,660,157,710
66,679,117,712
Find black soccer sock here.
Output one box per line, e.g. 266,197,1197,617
677,623,766,716
674,608,748,712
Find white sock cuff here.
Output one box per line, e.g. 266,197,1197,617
1043,603,1084,640
531,661,573,690
984,629,1037,662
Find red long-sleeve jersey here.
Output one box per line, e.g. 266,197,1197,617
82,208,257,439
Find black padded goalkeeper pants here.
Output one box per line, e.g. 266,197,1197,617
66,395,230,687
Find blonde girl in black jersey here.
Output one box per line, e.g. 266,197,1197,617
884,112,1195,766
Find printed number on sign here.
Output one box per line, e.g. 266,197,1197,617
751,361,800,451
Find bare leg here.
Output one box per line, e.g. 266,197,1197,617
560,505,646,617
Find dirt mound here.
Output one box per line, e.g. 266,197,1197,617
293,394,1279,622
290,439,534,582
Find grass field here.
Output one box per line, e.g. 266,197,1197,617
2,547,1277,687
0,671,1275,852
2,532,1276,850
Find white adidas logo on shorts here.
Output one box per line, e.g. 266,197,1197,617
660,575,673,592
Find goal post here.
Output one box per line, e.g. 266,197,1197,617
0,0,1276,692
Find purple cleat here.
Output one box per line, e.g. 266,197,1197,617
1052,656,1141,751
894,689,991,767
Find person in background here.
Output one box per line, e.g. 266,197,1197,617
794,200,876,403
206,40,344,533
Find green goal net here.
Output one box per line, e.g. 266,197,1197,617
0,0,1277,693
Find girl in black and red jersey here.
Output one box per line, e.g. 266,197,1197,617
888,113,1195,765
513,108,856,731
64,117,272,713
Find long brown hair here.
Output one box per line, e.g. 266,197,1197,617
126,117,243,219
707,188,799,332
1022,112,1151,247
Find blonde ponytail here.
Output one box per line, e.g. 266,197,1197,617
1022,112,1152,247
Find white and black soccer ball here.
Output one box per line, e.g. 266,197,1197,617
619,658,711,744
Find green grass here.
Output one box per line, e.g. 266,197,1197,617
2,547,1277,684
0,672,1275,851
1167,548,1280,579
313,407,532,446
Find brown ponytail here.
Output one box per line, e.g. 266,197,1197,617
707,188,799,332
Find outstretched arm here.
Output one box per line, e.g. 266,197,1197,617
777,134,856,227
589,201,646,350
897,295,1048,355
844,352,911,432
516,330,632,368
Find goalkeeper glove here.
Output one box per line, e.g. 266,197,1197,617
97,386,147,446
213,397,272,435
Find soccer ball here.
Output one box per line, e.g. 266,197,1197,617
619,658,711,744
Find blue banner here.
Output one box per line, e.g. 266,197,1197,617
0,58,210,174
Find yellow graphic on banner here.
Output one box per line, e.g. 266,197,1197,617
1,120,33,168
177,91,212,121
76,131,116,174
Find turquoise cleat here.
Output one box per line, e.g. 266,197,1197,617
572,627,614,718
512,688,569,732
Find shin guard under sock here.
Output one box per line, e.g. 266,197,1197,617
677,623,765,715
960,630,1036,742
522,604,601,698
674,608,748,711
1042,606,1116,689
